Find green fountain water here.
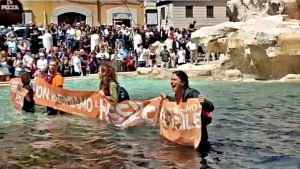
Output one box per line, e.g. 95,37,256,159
0,76,299,168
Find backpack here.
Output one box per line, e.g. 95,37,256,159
118,86,130,102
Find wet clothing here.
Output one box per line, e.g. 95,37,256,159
167,87,214,152
22,84,35,113
100,81,119,103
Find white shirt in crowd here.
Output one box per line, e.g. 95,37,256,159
110,53,117,61
96,51,110,60
75,29,82,41
37,58,47,71
177,49,186,64
72,56,82,73
136,47,148,62
104,28,109,37
66,28,75,38
186,41,197,51
22,54,33,69
133,33,142,51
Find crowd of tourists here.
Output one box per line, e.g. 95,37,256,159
0,22,202,82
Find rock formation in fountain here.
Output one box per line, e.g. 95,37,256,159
191,15,300,79
226,0,300,21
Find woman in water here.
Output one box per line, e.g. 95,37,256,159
98,62,119,103
161,70,214,154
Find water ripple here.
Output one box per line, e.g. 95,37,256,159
1,77,300,168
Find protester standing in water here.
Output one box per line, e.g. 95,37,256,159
19,72,35,112
40,59,64,115
161,70,214,155
98,61,119,103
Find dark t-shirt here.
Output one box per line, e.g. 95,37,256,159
22,84,35,112
160,50,170,62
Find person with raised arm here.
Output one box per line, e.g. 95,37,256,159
161,70,214,155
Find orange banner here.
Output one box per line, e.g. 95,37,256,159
160,99,202,148
114,97,162,128
34,77,100,118
10,78,29,110
10,77,205,148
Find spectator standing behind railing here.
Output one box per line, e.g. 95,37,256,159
88,51,98,74
4,35,17,57
66,25,75,50
72,51,82,76
82,37,90,52
49,24,58,47
177,47,186,66
99,36,109,51
13,53,24,77
136,44,147,67
148,45,156,68
91,33,100,53
18,40,27,52
22,51,34,78
118,44,129,71
186,39,197,64
96,46,110,64
36,52,47,73
0,51,10,81
30,24,41,54
126,53,136,71
74,26,82,51
5,50,14,78
169,49,176,68
57,26,65,46
79,49,88,76
160,45,170,69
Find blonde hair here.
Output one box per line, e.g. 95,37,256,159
0,50,7,60
74,51,80,56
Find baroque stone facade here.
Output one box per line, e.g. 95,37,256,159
19,0,144,26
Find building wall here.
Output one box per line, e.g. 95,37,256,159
144,0,157,28
20,0,144,27
99,2,144,26
157,3,174,30
172,6,228,29
157,0,228,29
21,0,98,26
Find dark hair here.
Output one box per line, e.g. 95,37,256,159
172,70,189,89
20,72,31,85
99,61,118,96
49,58,58,65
